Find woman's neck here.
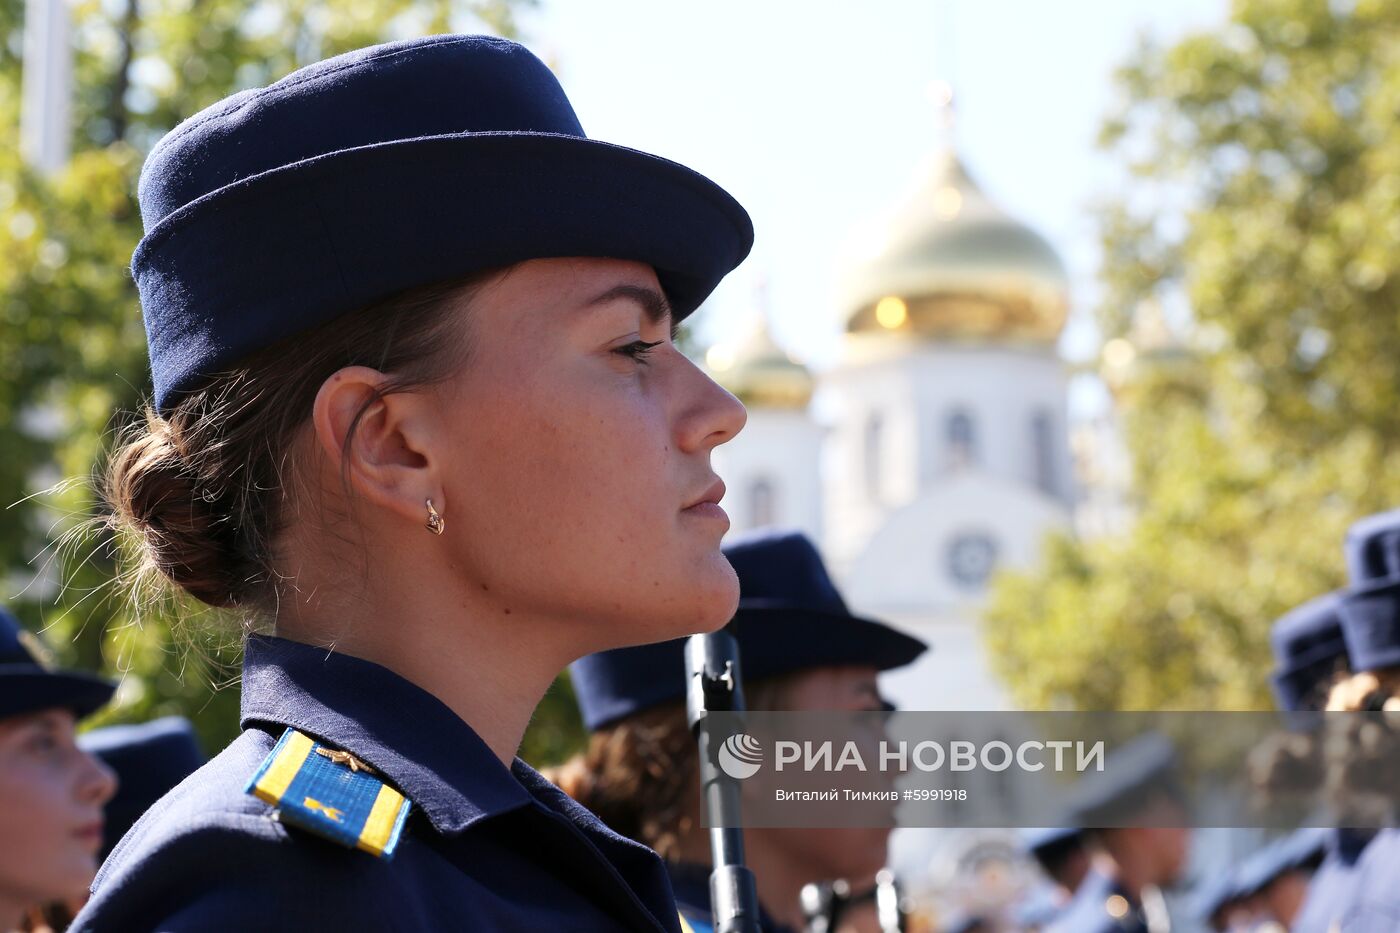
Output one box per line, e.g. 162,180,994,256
275,567,579,765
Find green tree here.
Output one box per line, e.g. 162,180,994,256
0,0,596,766
986,0,1400,710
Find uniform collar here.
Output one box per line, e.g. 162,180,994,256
240,635,532,834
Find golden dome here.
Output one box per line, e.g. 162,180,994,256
1099,299,1200,398
706,313,813,410
841,148,1069,343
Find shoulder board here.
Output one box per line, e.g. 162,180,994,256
678,912,712,933
245,727,411,860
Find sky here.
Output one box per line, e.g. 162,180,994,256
522,0,1228,388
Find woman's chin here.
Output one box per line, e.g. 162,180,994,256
692,556,741,630
617,570,739,648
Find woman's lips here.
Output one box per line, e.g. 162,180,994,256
682,478,728,524
73,822,104,850
682,501,729,523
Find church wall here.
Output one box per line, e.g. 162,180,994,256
822,343,1072,569
712,407,824,543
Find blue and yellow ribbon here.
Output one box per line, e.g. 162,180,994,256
245,728,411,859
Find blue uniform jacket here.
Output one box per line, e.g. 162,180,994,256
1044,870,1148,933
1291,828,1374,933
1337,828,1400,932
666,861,794,933
72,636,684,932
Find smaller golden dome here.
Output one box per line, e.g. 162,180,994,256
706,314,813,410
1099,299,1199,397
841,149,1070,343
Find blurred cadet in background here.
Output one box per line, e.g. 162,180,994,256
77,717,204,862
1265,541,1363,933
0,608,116,933
557,529,927,933
1046,734,1191,933
1328,509,1400,928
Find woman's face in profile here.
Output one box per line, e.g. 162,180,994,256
0,708,116,907
430,257,747,651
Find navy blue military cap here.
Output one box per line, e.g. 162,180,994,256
79,717,206,860
1231,828,1327,900
1344,508,1400,583
1339,509,1400,672
135,34,754,412
1064,733,1179,827
1270,591,1348,712
0,605,113,720
570,529,927,731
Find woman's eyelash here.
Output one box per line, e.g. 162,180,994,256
615,339,664,363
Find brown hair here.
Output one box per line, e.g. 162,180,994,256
546,702,699,859
103,271,498,613
544,677,797,858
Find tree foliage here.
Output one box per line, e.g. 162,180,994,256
986,0,1400,710
0,0,596,764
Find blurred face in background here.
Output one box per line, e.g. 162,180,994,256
1103,813,1192,888
0,709,117,914
1259,870,1311,927
748,665,892,885
1138,802,1192,886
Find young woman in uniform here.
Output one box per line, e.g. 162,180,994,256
74,34,750,932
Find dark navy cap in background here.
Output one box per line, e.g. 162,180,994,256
1270,591,1348,712
1340,510,1400,673
1345,507,1400,583
0,605,114,721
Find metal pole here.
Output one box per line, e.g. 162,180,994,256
685,624,762,933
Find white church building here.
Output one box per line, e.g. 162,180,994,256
709,138,1075,714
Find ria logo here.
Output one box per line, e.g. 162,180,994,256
718,733,764,780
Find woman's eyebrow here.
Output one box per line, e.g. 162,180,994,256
585,283,673,328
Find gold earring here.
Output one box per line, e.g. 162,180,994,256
425,499,445,536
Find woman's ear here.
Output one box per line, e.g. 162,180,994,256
311,366,443,523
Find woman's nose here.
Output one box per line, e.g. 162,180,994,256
675,358,747,453
78,749,119,808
